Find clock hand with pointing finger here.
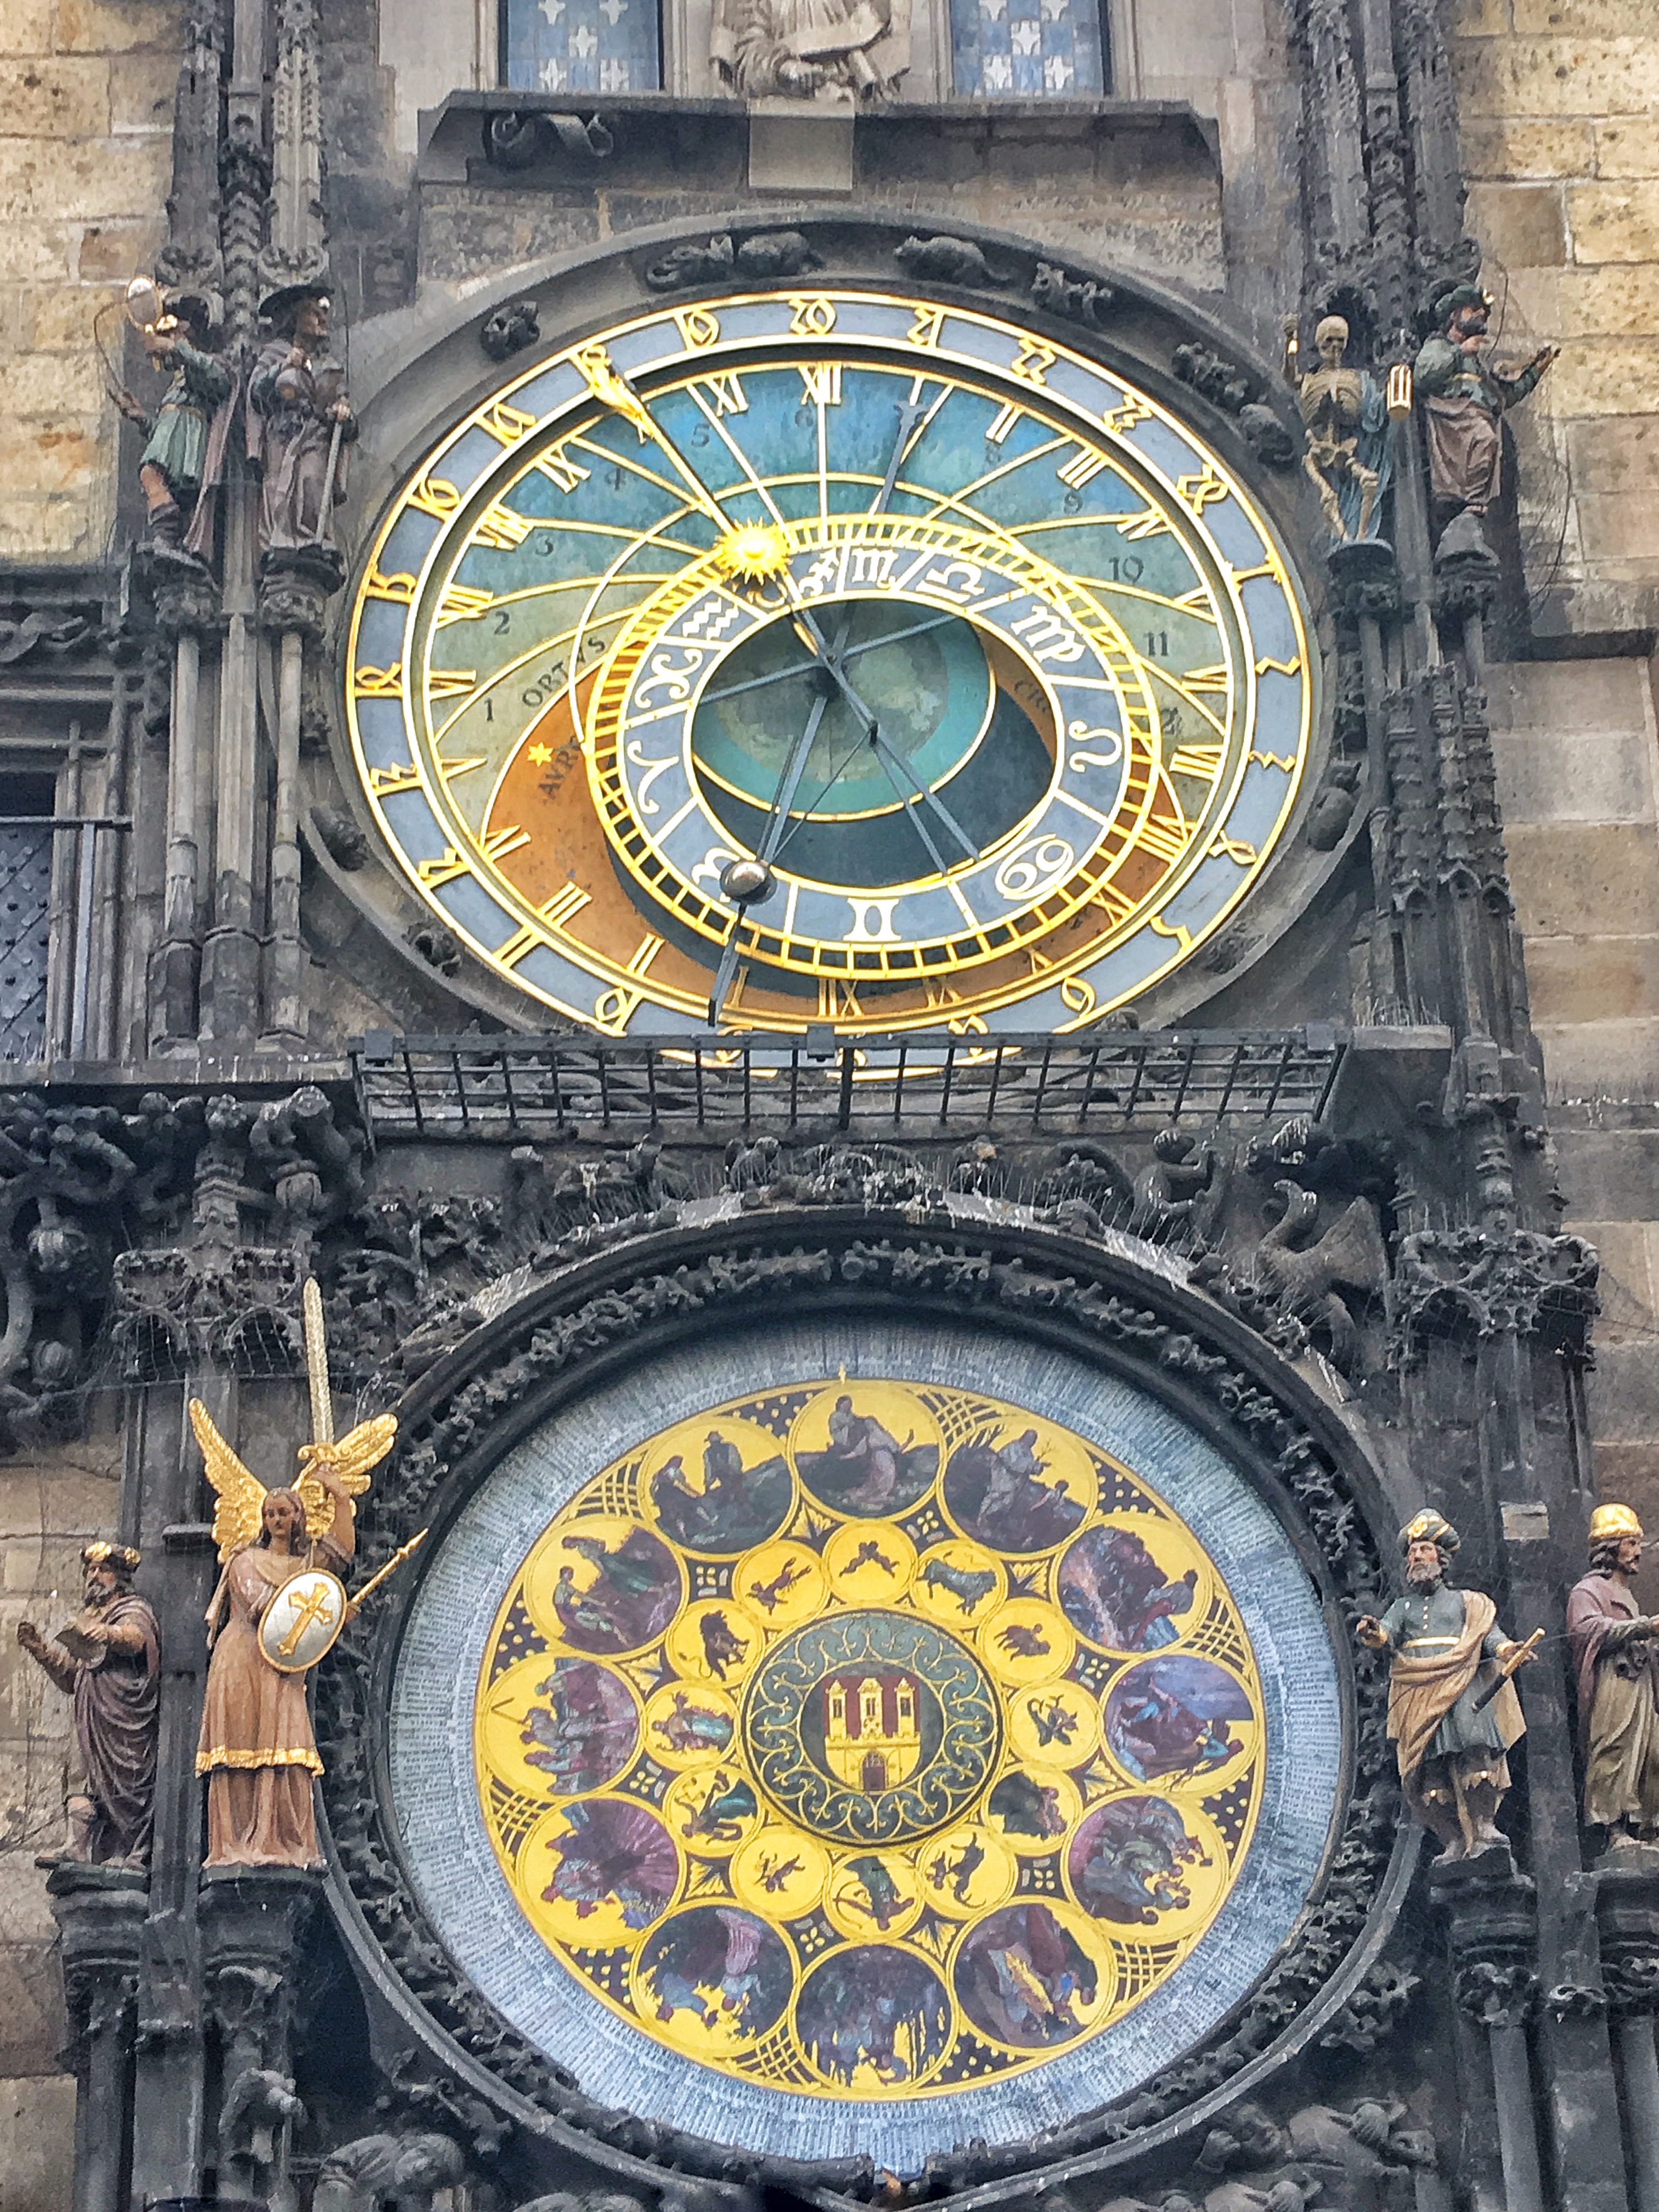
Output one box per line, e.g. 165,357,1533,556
871,394,929,516
583,347,950,811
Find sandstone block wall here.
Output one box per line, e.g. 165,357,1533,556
1452,0,1659,637
1491,654,1659,1531
0,20,172,2199
0,0,178,562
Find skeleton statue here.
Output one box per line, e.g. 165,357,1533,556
1283,314,1391,544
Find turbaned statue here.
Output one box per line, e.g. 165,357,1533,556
1356,1510,1535,1862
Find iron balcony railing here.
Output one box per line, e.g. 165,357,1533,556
349,1025,1346,1138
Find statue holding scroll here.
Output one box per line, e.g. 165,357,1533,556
712,0,907,100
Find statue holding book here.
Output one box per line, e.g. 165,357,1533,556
16,1542,160,1869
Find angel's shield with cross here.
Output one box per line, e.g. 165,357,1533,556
257,1566,349,1674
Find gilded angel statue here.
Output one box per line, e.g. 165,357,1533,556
192,1329,396,1867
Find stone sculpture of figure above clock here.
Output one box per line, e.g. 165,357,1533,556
711,0,909,99
112,290,234,558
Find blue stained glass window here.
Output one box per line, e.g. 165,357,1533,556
949,0,1104,93
502,0,661,91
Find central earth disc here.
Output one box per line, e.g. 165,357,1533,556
689,599,1054,889
743,1608,1002,1845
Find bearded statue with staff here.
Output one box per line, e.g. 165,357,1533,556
193,1282,407,1869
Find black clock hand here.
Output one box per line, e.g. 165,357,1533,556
758,686,837,867
699,613,873,719
867,735,952,879
703,653,824,710
871,399,927,516
865,726,978,870
787,611,878,736
785,606,976,871
707,678,838,1025
839,611,957,663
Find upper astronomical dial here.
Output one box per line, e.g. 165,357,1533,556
346,291,1314,1035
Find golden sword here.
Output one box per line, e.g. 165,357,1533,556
1471,1625,1545,1712
302,1276,334,1448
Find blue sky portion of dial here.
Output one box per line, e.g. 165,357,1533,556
439,360,1187,599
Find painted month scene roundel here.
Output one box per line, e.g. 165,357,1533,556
391,1323,1341,2168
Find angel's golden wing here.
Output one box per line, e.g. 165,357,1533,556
295,1413,399,1538
189,1398,268,1563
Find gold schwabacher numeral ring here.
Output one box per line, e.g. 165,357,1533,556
345,291,1313,1035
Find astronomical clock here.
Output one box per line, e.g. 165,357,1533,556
331,256,1369,2193
38,0,1595,2188
345,290,1313,1034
